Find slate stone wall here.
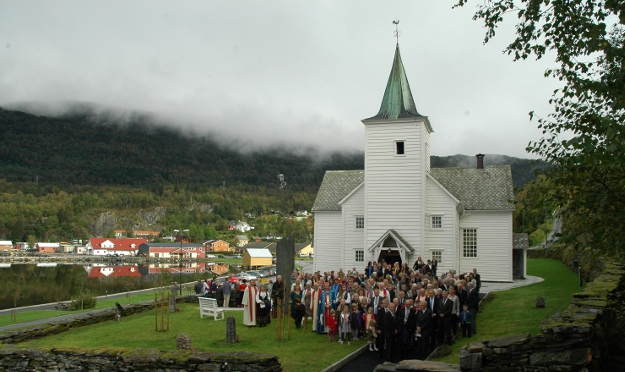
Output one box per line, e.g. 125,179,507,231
0,294,200,345
459,261,625,372
0,346,281,372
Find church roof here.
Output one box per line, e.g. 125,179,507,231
430,165,515,211
364,45,424,121
311,170,364,211
312,165,514,212
513,233,529,250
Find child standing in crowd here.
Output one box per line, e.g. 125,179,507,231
350,304,360,341
327,309,338,342
460,304,472,338
339,306,352,344
358,297,368,339
367,319,378,351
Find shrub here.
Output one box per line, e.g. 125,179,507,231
70,290,98,310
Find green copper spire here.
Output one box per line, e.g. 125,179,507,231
366,45,422,120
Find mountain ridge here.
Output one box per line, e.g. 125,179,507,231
0,107,547,190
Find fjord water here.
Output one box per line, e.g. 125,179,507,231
0,263,221,310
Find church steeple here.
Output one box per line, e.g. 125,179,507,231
365,45,423,121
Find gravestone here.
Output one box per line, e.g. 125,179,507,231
225,315,238,343
536,297,545,308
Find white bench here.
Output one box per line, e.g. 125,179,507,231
199,297,225,321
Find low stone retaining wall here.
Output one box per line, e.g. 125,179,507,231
0,345,281,371
0,294,200,345
459,261,625,372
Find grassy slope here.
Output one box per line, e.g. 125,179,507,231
432,258,583,364
24,307,361,371
16,259,581,370
0,292,159,329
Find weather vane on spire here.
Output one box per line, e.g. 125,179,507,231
393,18,400,45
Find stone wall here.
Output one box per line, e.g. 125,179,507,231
460,261,625,372
0,345,281,372
0,294,200,345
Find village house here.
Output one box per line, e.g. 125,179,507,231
203,239,232,252
87,238,148,256
236,221,252,232
137,243,205,259
296,242,314,257
312,44,528,282
235,235,249,248
36,243,60,254
0,241,12,251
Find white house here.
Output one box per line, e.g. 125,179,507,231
87,238,147,256
312,44,527,282
236,221,252,232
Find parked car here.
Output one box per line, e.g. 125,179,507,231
205,254,216,258
247,270,265,278
232,254,242,259
239,272,258,281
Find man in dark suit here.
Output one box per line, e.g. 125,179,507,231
397,299,416,359
425,289,439,349
437,291,454,345
414,300,432,360
375,298,388,358
384,302,399,362
472,268,481,292
466,282,479,335
457,282,468,310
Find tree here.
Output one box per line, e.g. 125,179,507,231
456,0,625,259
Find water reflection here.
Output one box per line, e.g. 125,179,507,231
0,262,239,310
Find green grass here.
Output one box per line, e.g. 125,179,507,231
0,291,163,329
24,306,362,371
432,258,584,364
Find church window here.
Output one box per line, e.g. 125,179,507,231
355,250,364,262
463,229,477,258
431,216,442,229
431,250,442,264
355,216,364,229
395,141,405,155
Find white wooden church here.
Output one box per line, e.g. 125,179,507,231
312,44,528,282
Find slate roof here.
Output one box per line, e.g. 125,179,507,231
311,170,364,211
430,165,515,210
513,233,529,250
312,165,514,212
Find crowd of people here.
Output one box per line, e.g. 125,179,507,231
230,258,482,362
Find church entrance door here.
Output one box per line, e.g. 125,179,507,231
378,250,401,266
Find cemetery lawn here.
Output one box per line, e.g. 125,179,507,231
432,258,584,364
24,306,361,372
0,292,161,329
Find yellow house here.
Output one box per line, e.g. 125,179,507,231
296,242,313,257
243,248,272,268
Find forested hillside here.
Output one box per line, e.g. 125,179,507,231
0,106,548,243
1,107,546,190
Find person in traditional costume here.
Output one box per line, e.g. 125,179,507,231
322,282,333,333
312,282,324,333
302,282,313,330
242,279,258,327
256,284,271,327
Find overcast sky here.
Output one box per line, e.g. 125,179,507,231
0,1,560,158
